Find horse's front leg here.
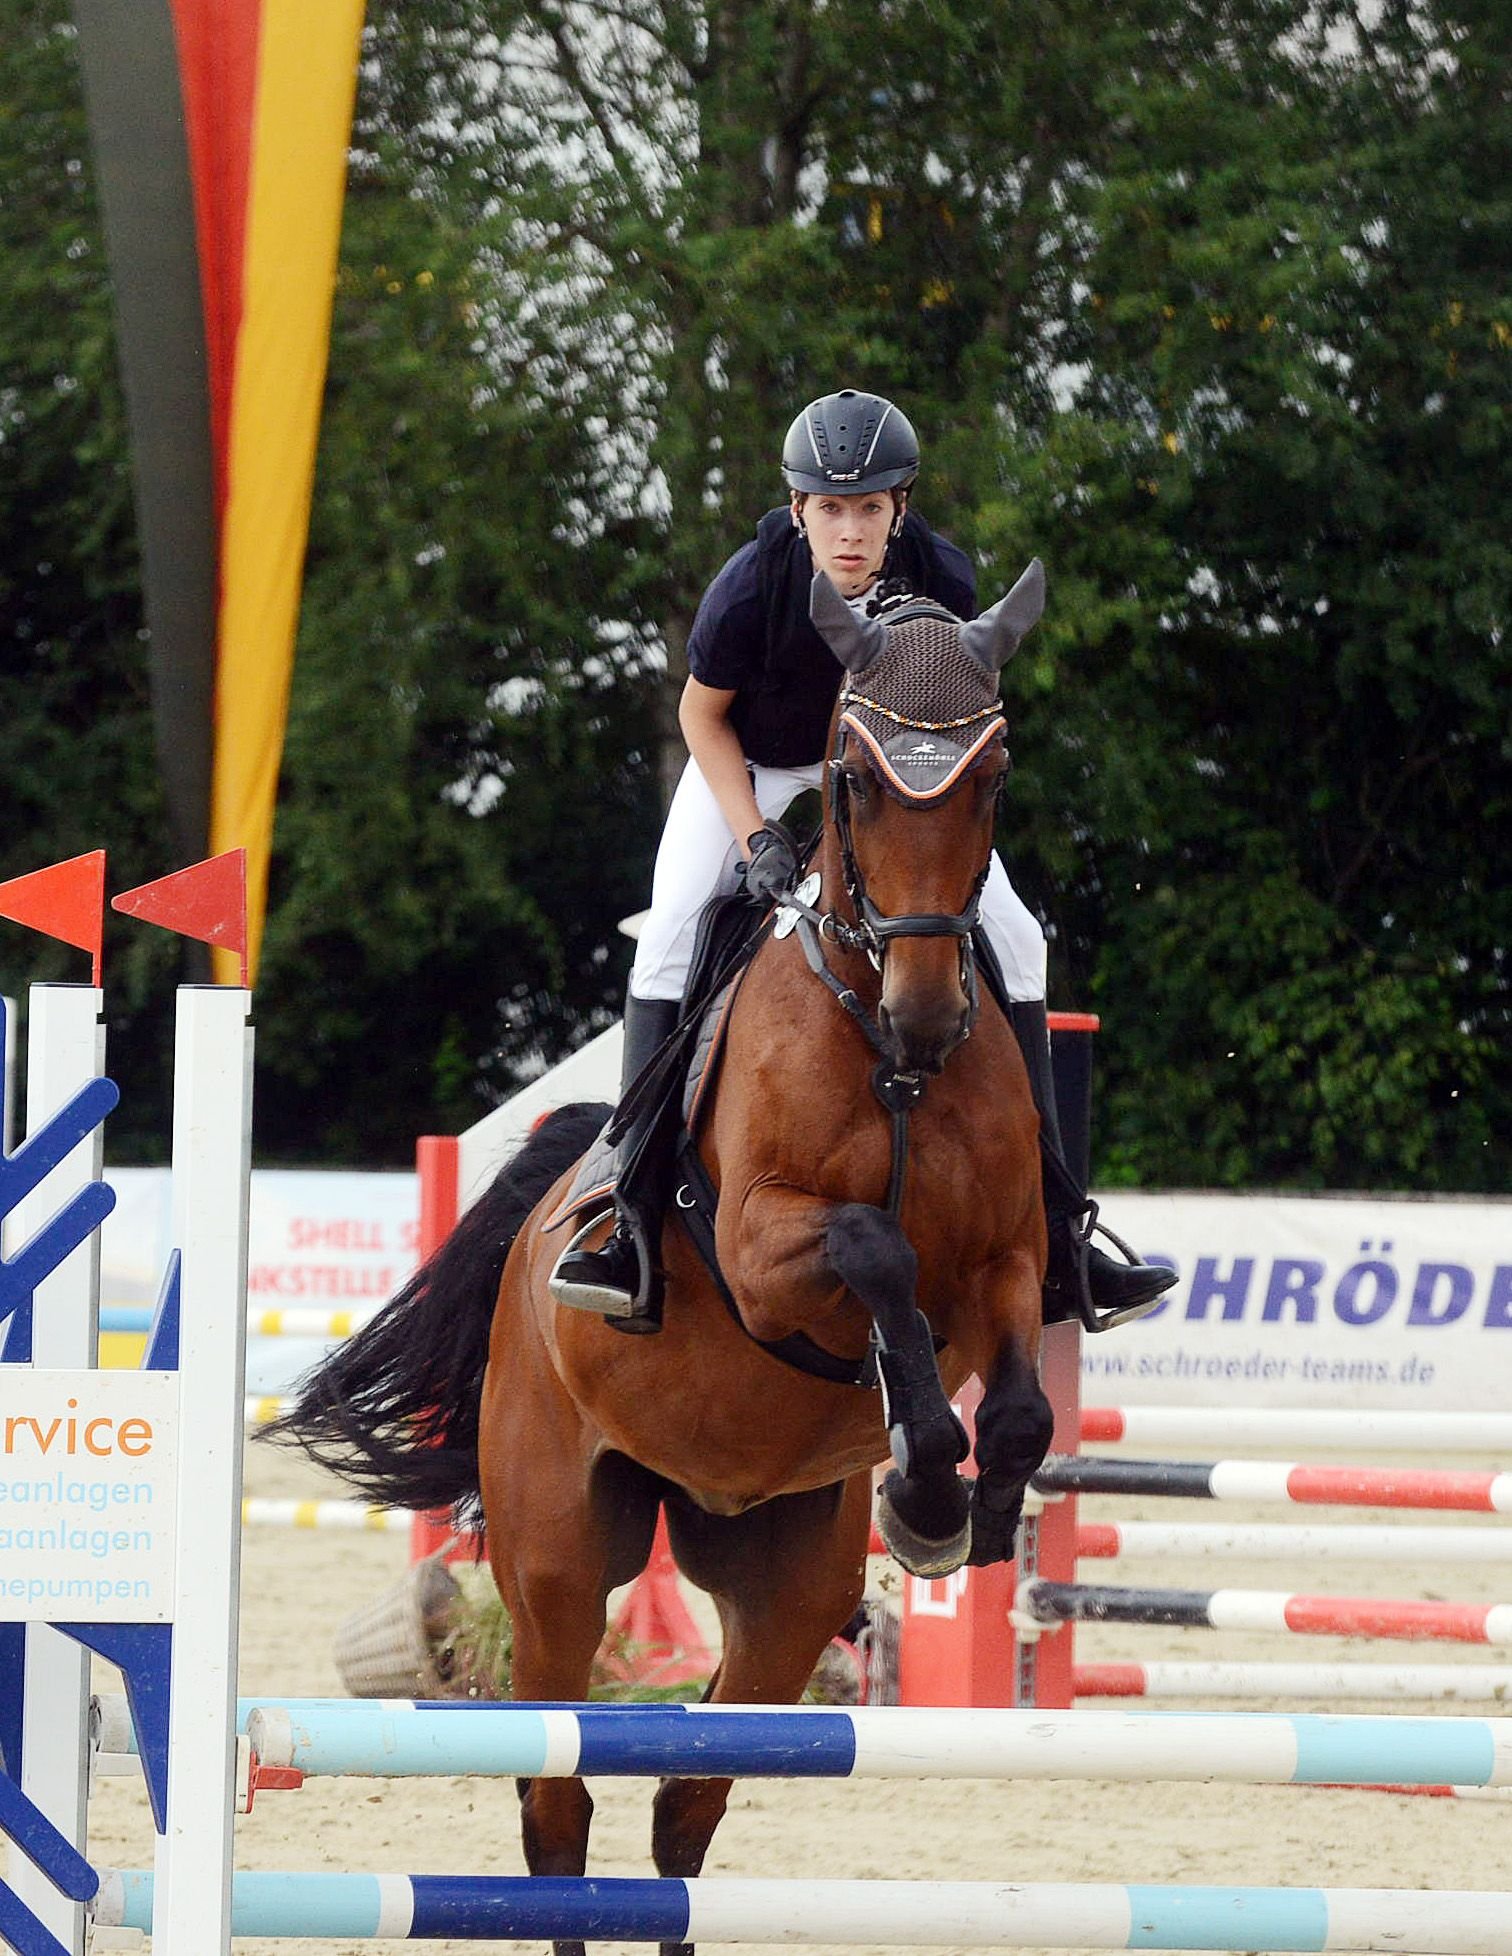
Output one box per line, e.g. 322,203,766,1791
721,1184,970,1576
950,1245,1055,1567
649,1476,873,1956
825,1204,973,1576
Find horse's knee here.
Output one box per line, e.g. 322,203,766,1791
825,1203,917,1318
510,1560,609,1644
652,1773,733,1879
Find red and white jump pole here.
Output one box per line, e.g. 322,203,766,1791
1022,1579,1512,1646
1081,1406,1512,1454
1036,1454,1512,1513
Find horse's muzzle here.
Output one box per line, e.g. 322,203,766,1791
876,997,972,1077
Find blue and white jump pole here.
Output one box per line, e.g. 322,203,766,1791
91,1870,1512,1952
243,1702,1512,1791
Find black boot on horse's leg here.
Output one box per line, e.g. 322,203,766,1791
1007,1000,1177,1333
826,1204,971,1576
549,991,681,1332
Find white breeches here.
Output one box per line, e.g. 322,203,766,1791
630,756,1047,1005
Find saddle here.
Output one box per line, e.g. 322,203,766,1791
541,889,771,1237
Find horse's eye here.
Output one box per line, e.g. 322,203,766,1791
843,767,871,802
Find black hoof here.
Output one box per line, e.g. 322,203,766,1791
965,1478,1024,1567
877,1468,971,1578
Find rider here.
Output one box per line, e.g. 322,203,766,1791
551,388,1176,1334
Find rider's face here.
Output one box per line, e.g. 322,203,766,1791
796,490,896,598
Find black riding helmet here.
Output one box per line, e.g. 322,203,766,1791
781,389,919,496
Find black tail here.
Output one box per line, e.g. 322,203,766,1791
263,1102,610,1522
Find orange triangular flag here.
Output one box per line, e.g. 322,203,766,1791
0,851,107,985
112,849,249,987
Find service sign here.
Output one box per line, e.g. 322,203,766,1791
1082,1193,1511,1411
0,1369,178,1621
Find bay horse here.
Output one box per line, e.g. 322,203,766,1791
271,564,1055,1947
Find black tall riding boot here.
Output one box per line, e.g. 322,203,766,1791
548,991,682,1332
1007,1000,1177,1333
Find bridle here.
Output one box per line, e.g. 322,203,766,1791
776,655,1007,1217
829,704,1003,974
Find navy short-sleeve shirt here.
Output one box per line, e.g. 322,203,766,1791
684,508,977,767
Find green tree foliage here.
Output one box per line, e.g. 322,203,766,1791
1,0,1504,1185
971,0,1510,1189
252,159,657,1158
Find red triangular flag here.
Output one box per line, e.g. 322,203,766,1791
0,851,107,985
112,849,249,987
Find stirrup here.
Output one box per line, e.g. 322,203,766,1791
549,1212,664,1331
1070,1205,1176,1334
548,1212,644,1320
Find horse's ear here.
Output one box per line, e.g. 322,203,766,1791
809,572,887,673
959,558,1045,672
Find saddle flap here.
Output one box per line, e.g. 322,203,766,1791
682,977,742,1135
542,894,770,1236
541,1118,619,1232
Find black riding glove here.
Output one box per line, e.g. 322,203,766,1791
744,826,799,906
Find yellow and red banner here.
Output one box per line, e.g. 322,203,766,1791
73,0,365,983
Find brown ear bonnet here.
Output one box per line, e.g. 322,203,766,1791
837,605,1007,800
808,562,1045,800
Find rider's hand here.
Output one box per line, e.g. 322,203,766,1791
744,827,799,906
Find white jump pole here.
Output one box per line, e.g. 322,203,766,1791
7,982,107,1955
1083,1406,1512,1455
151,985,253,1956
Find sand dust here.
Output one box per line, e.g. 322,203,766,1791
85,1435,1512,1955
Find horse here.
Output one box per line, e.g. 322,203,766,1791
270,564,1056,1952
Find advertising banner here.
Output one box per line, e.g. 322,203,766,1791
0,1369,178,1620
97,1168,175,1309
244,1170,420,1309
100,1168,419,1315
94,1175,1509,1411
1083,1192,1511,1411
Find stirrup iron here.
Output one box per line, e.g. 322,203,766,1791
1070,1204,1173,1334
548,1211,645,1320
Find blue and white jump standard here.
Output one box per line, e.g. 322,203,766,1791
242,1701,1512,1789
91,1870,1512,1951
